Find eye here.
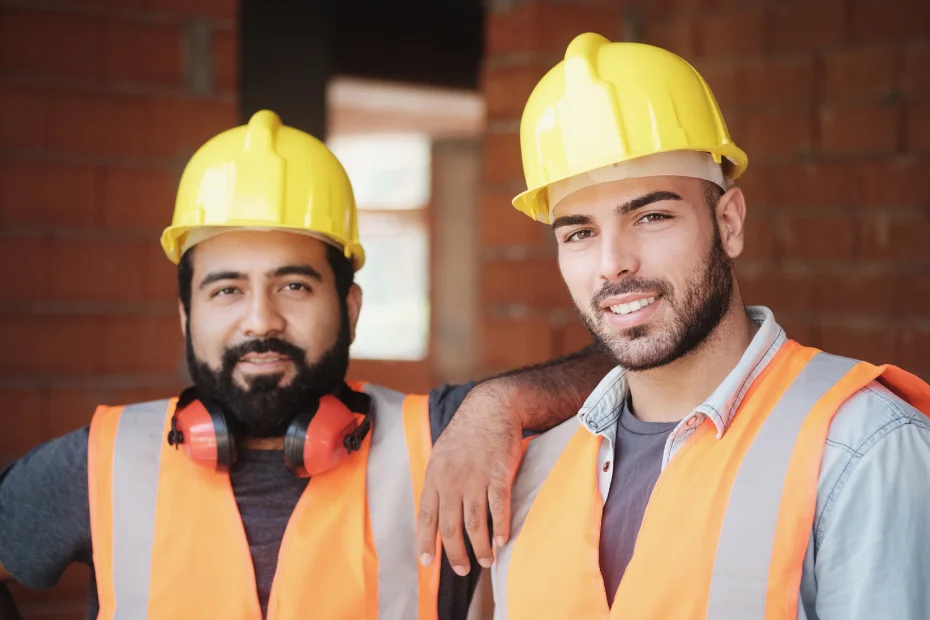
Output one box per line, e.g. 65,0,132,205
282,282,311,293
636,212,672,225
211,287,239,297
565,229,595,243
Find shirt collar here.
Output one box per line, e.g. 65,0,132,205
577,306,787,439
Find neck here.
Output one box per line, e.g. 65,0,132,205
241,436,285,450
627,302,758,424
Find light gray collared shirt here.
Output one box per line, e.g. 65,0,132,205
577,306,930,619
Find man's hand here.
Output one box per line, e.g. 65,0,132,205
416,381,524,576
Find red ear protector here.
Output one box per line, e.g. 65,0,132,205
166,384,372,478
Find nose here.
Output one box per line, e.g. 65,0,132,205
239,291,286,338
599,230,640,281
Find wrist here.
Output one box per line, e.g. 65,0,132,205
475,377,530,429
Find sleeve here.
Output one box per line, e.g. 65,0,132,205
0,427,93,588
812,410,930,619
427,382,478,445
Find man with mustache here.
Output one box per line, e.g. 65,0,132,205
418,34,930,618
0,110,612,619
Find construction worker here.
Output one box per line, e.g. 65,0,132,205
417,34,930,618
0,110,613,619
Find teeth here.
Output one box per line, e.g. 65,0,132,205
610,296,658,315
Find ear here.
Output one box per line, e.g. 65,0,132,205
346,284,363,344
178,299,188,340
716,186,747,259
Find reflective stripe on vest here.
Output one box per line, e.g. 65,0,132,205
88,384,438,619
494,341,930,619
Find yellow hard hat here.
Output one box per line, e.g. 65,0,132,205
513,33,748,223
161,109,365,270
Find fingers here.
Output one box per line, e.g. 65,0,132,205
488,479,512,548
437,490,471,576
417,483,440,567
464,486,493,569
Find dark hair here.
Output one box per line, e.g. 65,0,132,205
178,241,355,315
703,180,725,212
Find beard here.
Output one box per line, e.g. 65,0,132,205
578,226,734,372
186,316,351,438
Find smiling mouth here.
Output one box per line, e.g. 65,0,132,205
608,296,658,315
239,354,291,365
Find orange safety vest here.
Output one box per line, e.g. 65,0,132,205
88,383,440,620
492,341,930,619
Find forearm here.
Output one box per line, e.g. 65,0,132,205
478,344,615,432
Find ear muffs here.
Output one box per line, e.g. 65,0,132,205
167,393,237,472
166,385,371,478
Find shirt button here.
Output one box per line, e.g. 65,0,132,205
603,461,611,472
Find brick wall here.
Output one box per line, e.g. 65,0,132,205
480,0,930,380
0,0,237,616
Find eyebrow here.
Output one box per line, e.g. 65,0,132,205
198,264,323,290
551,214,593,230
616,191,682,216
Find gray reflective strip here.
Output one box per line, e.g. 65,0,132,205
111,400,171,618
364,384,420,619
491,417,581,620
707,353,858,619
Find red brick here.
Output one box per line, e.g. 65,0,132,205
739,213,777,262
733,166,771,209
739,56,815,108
768,161,857,208
642,19,699,60
557,320,594,356
149,0,237,20
0,8,101,78
738,270,818,314
102,315,183,374
903,44,930,98
857,157,930,206
482,258,570,307
817,270,902,317
905,102,930,152
742,107,814,158
100,166,177,230
486,3,621,57
48,239,153,302
819,102,900,155
780,215,858,260
901,273,930,317
212,28,238,92
46,91,150,157
483,63,549,120
691,60,740,111
103,19,184,86
849,0,930,44
699,8,766,58
0,237,48,302
779,320,818,347
860,212,930,260
479,190,551,247
481,317,554,369
0,85,47,149
820,323,898,363
897,327,930,376
47,385,173,438
0,315,103,375
769,0,846,53
821,47,899,101
148,243,179,300
483,132,523,185
0,161,98,228
640,0,706,18
0,389,46,463
150,98,237,159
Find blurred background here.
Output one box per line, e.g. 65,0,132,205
0,0,928,615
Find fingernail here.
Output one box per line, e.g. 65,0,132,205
479,557,493,568
496,536,507,547
420,553,433,567
452,565,469,576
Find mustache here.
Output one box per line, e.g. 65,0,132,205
590,277,673,313
221,338,308,369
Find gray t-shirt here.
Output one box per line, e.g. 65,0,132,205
0,384,478,620
599,398,678,605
